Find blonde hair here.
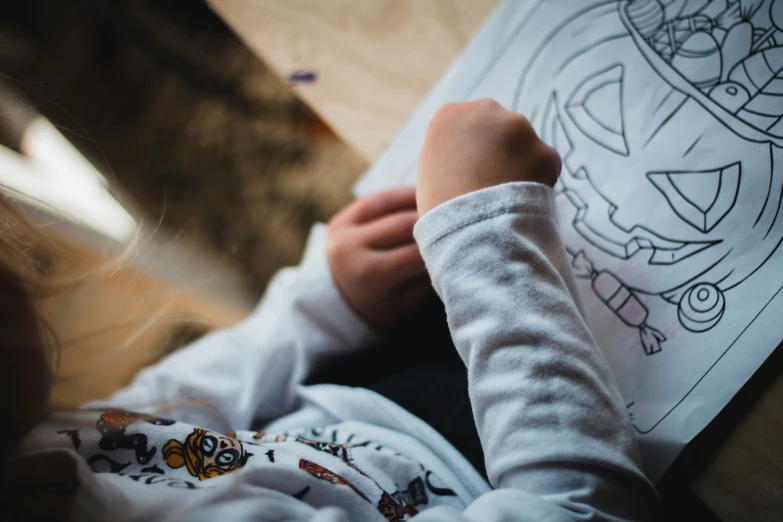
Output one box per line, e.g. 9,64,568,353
0,198,57,463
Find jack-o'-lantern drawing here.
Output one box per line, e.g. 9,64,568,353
513,0,783,354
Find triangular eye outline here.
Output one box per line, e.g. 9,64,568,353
565,64,630,157
647,163,741,234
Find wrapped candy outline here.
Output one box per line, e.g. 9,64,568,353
570,249,666,355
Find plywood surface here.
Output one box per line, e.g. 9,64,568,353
209,0,501,162
689,355,783,522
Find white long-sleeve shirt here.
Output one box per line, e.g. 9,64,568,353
21,182,661,521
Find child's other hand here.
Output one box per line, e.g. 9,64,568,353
417,98,562,215
327,187,432,330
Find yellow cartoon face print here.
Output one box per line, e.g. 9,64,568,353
163,428,253,480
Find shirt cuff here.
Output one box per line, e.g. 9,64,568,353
299,223,383,349
413,182,557,249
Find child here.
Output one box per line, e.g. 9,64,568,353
10,100,662,521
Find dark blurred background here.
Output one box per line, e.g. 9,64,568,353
0,0,367,298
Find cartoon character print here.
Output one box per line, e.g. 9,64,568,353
390,477,429,509
163,428,253,480
280,429,435,521
377,478,429,521
96,410,175,465
295,437,417,519
299,459,371,502
294,437,367,467
297,457,432,521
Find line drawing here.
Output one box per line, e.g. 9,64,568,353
635,280,783,434
513,0,783,353
569,248,666,354
358,0,783,436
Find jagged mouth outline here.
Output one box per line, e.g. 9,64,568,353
543,91,719,266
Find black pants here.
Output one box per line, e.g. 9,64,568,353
307,297,487,479
307,298,721,521
368,365,486,478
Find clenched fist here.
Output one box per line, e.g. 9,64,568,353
417,99,561,215
327,187,432,330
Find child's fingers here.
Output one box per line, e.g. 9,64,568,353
375,243,426,279
341,187,417,224
363,210,418,249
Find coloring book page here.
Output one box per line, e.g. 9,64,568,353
355,0,783,480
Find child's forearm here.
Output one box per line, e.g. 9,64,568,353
89,224,379,431
415,182,662,520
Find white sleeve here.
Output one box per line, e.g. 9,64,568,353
88,223,380,432
412,182,663,521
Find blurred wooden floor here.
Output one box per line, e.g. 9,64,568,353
0,0,367,408
0,0,367,298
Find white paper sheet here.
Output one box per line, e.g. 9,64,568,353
355,0,783,481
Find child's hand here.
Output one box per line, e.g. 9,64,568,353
327,187,432,330
417,99,562,215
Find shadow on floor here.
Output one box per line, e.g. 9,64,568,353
0,0,368,299
0,0,368,407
